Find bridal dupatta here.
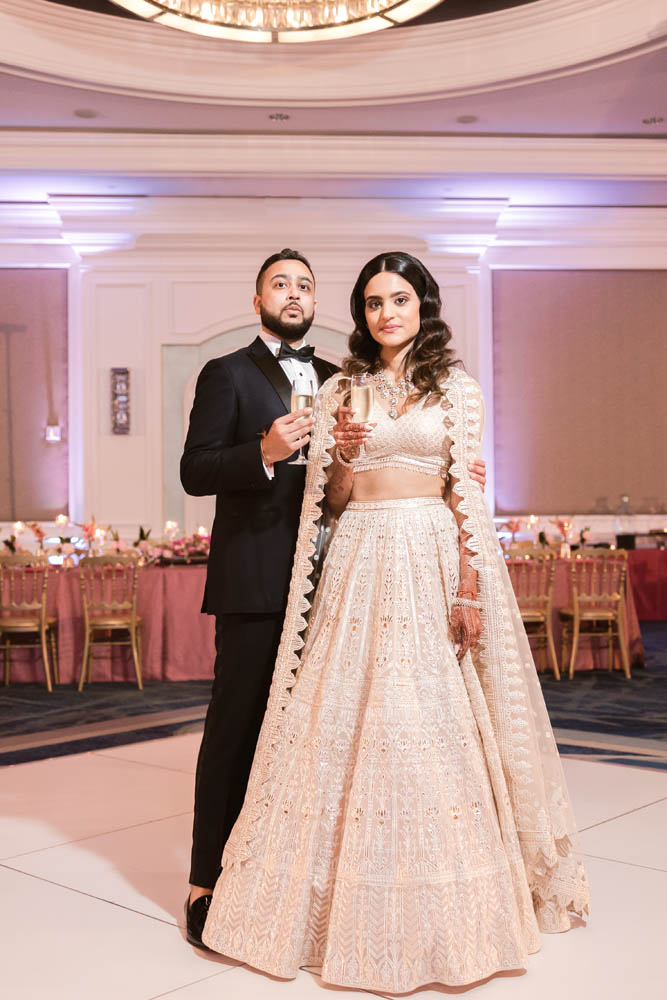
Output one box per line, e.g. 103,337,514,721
221,368,590,933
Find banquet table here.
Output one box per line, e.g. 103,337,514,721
627,549,667,621
6,564,215,686
6,559,644,685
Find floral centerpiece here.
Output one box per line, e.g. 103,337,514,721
28,522,46,550
550,517,573,558
2,517,210,566
159,531,210,564
496,518,523,550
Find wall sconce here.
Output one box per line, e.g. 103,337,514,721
111,367,130,435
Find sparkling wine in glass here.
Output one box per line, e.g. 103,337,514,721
288,376,316,466
350,374,374,459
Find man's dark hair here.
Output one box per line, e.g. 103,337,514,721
255,248,315,294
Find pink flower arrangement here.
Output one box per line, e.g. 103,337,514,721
79,517,98,543
163,533,210,562
499,518,523,543
28,522,46,545
107,538,129,554
550,517,573,541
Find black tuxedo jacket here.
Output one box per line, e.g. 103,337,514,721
180,336,339,616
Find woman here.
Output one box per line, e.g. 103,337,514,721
202,252,589,992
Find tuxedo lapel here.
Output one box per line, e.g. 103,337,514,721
247,336,292,413
312,355,337,387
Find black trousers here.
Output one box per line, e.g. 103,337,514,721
189,611,284,888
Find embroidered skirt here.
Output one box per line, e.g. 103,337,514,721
203,497,539,992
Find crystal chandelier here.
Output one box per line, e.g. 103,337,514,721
111,0,442,43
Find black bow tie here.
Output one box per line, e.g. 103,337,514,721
278,341,315,362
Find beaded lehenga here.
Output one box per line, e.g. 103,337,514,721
202,369,590,993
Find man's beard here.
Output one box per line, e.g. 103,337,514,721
260,304,314,343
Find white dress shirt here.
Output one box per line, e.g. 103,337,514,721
259,331,319,479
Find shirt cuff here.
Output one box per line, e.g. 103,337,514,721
263,458,275,480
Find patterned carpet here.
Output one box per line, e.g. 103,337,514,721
540,623,667,741
0,681,211,765
1,625,665,768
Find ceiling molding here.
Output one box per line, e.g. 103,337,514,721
0,0,665,107
1,132,666,178
3,196,667,262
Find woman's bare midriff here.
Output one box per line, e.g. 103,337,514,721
349,468,445,502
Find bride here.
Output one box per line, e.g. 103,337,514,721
202,251,590,992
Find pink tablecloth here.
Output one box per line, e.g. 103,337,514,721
7,559,644,685
627,549,667,621
6,565,215,685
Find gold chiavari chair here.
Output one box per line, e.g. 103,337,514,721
0,552,58,691
560,549,631,680
78,554,143,691
506,550,559,679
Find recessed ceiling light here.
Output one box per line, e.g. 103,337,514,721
74,109,99,119
456,114,478,124
269,113,290,122
642,116,664,125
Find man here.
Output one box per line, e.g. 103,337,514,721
181,249,487,947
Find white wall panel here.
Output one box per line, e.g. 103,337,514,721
87,281,152,527
170,280,254,338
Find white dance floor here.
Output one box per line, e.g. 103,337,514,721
1,732,665,1000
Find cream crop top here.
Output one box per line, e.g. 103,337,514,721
351,395,449,478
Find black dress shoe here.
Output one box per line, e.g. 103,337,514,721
185,893,213,949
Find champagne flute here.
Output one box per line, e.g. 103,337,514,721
288,376,316,466
350,374,374,459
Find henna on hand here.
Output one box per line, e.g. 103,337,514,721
450,604,483,660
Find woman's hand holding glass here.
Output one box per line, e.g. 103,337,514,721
333,405,375,463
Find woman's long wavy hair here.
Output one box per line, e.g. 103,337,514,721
343,251,458,400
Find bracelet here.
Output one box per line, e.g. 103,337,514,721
259,438,273,469
453,596,482,610
457,589,477,599
335,447,355,468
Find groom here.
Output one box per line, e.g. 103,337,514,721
181,248,487,947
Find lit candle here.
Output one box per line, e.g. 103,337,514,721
528,514,538,526
164,520,178,537
197,525,208,537
56,514,69,527
94,527,106,541
12,521,25,535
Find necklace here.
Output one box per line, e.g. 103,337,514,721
373,370,414,420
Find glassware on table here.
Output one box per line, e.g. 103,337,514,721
350,373,374,459
288,376,317,466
